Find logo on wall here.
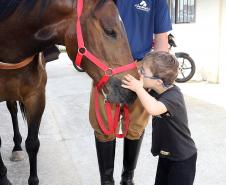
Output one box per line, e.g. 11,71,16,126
135,0,151,12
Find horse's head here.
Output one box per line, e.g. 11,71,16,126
65,0,138,105
0,0,138,104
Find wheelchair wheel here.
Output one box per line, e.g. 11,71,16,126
175,52,196,83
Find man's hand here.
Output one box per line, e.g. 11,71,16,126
121,74,143,93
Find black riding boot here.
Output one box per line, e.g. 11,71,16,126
95,137,116,185
120,133,144,185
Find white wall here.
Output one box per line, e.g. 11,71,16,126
172,0,224,83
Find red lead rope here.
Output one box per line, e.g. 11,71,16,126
75,0,135,138
94,87,130,138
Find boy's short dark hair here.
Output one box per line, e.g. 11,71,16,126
142,51,179,85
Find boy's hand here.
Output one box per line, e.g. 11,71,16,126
121,74,144,92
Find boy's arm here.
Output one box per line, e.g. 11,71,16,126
122,75,167,116
135,87,167,116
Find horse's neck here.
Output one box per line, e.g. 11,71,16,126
0,0,76,63
0,32,39,63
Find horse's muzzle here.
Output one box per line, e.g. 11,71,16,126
106,77,137,105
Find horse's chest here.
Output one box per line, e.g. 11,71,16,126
0,67,47,101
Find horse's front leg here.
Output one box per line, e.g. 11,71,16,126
6,101,24,162
23,93,45,185
0,137,12,185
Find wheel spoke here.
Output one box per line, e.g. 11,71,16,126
181,67,192,70
181,72,186,79
182,58,185,66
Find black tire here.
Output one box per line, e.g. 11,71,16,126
175,52,196,83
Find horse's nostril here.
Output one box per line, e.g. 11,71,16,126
106,77,137,104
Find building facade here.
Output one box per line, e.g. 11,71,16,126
168,0,226,85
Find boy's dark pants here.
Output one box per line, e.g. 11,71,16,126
154,153,197,185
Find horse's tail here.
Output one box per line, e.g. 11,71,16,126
19,102,27,121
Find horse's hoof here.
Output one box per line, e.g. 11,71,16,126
0,177,12,185
28,177,39,185
10,151,25,161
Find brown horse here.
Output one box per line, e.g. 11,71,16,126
0,0,138,185
0,53,47,185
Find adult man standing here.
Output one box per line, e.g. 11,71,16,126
90,0,172,184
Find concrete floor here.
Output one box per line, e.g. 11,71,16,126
0,53,226,185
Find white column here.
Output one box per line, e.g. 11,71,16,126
219,0,226,85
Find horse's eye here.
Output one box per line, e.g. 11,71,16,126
103,27,117,38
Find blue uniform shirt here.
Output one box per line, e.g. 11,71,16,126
116,0,172,60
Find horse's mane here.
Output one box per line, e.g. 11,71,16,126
0,0,51,21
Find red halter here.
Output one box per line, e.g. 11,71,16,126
75,0,136,138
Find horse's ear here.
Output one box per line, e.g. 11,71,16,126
35,25,58,42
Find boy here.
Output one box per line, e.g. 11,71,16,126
122,51,197,185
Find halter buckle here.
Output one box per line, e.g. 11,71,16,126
104,98,109,104
105,68,113,76
78,47,87,55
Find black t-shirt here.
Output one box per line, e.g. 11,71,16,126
151,85,197,161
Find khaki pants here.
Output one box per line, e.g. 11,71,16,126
89,85,150,142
